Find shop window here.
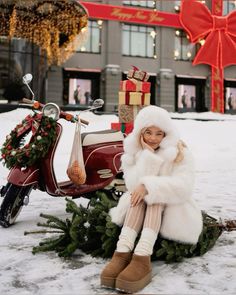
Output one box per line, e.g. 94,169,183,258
79,20,101,53
122,24,157,58
174,29,199,61
177,84,196,111
175,77,207,112
223,0,236,15
225,83,236,112
63,70,101,107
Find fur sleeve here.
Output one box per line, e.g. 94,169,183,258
141,149,195,205
122,149,164,192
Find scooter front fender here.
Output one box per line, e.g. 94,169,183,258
7,165,40,187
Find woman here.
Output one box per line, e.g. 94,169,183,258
100,105,203,293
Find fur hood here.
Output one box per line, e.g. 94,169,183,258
123,106,180,162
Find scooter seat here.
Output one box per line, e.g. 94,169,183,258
82,129,124,146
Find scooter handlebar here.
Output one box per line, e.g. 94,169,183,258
60,111,89,125
22,98,34,104
21,98,89,125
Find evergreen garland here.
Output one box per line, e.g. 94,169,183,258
1,114,57,169
26,190,236,263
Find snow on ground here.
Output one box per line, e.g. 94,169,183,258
0,108,236,295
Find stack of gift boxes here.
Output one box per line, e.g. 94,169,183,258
111,66,151,135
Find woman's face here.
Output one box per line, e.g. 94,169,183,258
142,126,165,150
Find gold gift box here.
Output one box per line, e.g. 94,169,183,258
119,91,150,105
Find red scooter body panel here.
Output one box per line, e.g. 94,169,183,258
83,142,123,184
7,165,40,187
39,123,63,196
57,142,124,197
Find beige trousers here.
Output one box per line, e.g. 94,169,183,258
116,201,164,255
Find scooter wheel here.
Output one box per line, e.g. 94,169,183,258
0,184,31,228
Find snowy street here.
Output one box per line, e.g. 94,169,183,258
0,108,236,294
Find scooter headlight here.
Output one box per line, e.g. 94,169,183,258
42,103,60,121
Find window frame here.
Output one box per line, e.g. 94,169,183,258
78,20,101,54
122,23,156,58
174,29,200,61
123,0,157,9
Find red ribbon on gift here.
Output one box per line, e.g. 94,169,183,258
124,92,145,105
111,122,133,135
17,113,42,137
180,0,236,69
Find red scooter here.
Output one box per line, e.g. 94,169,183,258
0,74,124,227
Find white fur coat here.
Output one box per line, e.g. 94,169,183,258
109,106,203,244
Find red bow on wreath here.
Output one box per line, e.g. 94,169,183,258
180,0,236,69
17,113,42,137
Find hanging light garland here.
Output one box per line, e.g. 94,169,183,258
0,0,88,65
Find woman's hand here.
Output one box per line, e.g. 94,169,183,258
140,135,154,152
131,184,148,206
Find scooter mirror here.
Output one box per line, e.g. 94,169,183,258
22,73,33,85
92,99,104,109
22,73,35,100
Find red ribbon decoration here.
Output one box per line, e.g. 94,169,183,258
180,0,236,69
17,114,42,137
124,92,145,105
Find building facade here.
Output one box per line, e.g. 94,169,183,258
1,0,236,113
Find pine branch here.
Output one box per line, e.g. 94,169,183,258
24,230,63,235
39,213,69,231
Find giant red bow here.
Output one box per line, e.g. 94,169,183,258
17,113,42,137
180,0,236,69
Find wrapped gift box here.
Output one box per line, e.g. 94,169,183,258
119,91,150,105
118,104,144,123
119,79,151,93
127,67,149,82
111,122,133,135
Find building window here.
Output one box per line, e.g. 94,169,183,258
174,30,198,61
79,20,102,53
223,0,236,15
122,24,157,58
123,0,156,9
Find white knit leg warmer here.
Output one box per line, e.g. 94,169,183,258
116,226,138,253
134,228,157,256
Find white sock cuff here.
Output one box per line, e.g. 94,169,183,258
140,228,157,243
121,226,138,239
116,226,138,252
134,228,157,256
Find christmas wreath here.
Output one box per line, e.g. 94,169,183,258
1,113,57,169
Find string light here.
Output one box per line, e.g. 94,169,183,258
150,30,156,39
175,30,180,36
153,1,157,12
174,5,180,12
186,51,192,58
97,19,103,28
174,50,180,59
0,0,88,65
199,39,205,46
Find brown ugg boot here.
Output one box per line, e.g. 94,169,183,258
116,254,152,293
100,251,132,289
